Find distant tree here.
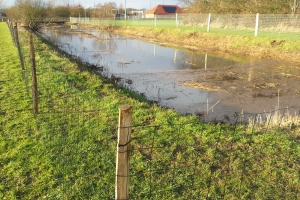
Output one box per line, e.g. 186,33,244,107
290,0,299,14
0,0,4,9
69,4,84,17
95,2,117,18
11,0,47,30
52,6,70,18
45,0,55,18
5,6,19,21
179,0,299,14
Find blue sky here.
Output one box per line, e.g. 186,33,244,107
4,0,181,9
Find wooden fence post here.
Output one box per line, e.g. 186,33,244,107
29,34,38,114
115,105,132,200
14,22,25,70
8,21,16,46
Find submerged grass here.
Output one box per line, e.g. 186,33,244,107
1,22,300,199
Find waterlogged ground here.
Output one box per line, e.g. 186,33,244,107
40,25,300,121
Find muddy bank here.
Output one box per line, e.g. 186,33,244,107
106,26,300,64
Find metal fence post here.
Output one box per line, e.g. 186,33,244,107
176,13,178,29
207,13,211,32
115,105,132,200
29,34,38,114
255,13,259,37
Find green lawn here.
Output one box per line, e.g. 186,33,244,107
1,22,300,199
110,19,300,40
80,18,300,41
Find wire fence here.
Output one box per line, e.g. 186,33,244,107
2,21,300,199
4,21,117,198
70,13,300,39
127,119,300,199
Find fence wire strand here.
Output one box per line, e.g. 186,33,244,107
2,21,300,199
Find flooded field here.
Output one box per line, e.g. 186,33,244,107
40,25,300,122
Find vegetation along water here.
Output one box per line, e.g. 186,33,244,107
1,20,300,199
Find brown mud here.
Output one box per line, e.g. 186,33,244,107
155,61,300,115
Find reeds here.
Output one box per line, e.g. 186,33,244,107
248,107,300,131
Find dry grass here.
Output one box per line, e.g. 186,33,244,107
179,80,220,91
247,107,300,132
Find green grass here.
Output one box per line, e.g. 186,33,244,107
112,19,300,40
1,22,300,199
91,18,300,53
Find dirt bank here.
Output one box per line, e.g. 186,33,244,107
107,26,300,64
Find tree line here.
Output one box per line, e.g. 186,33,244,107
179,0,300,14
4,0,300,31
4,0,123,30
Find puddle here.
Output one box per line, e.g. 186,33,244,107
40,25,300,122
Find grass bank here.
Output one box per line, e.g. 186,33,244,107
1,22,300,199
106,25,300,63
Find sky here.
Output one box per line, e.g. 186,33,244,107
4,0,182,10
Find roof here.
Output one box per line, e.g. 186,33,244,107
145,5,184,15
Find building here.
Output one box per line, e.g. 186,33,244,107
145,5,183,18
0,10,6,21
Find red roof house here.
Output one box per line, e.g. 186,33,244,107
145,5,184,18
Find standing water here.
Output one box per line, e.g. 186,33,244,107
41,25,300,122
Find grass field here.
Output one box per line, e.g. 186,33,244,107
107,19,300,40
1,21,300,199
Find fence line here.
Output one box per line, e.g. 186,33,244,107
70,13,300,38
2,22,300,199
3,23,117,198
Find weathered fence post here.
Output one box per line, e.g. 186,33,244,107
8,21,16,46
115,105,132,200
14,22,25,70
12,23,17,46
29,34,38,114
255,13,259,37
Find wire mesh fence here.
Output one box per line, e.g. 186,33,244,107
2,21,117,198
126,109,300,199
2,21,300,199
70,13,300,39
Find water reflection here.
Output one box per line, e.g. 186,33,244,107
40,25,300,121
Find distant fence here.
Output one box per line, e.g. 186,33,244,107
70,13,300,38
42,17,70,23
3,21,300,199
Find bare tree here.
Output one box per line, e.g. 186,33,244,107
96,2,117,18
69,4,84,17
0,0,5,9
15,0,47,31
180,0,298,13
290,0,299,14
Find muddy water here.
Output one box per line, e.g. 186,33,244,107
41,25,300,122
